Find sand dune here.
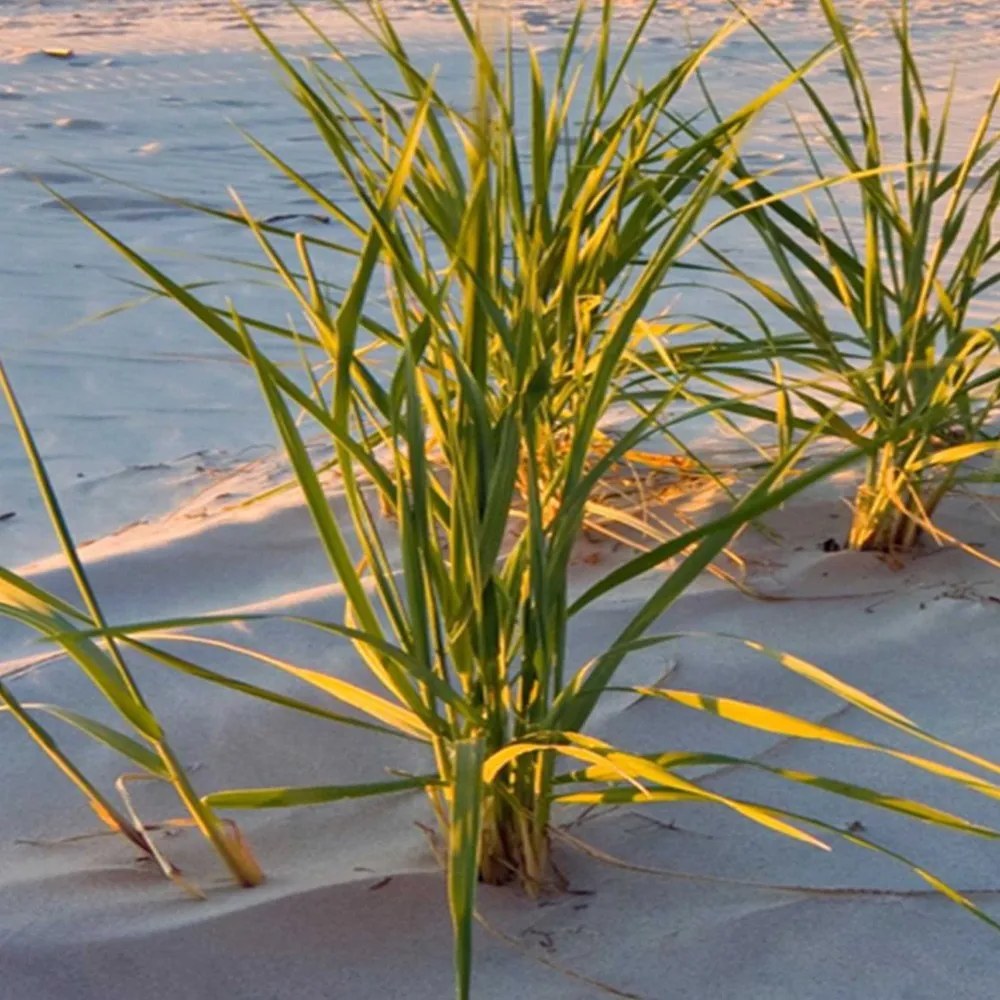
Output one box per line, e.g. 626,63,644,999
2,2,999,997
2,465,999,998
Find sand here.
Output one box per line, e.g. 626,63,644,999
2,3,999,998
3,465,1000,999
2,0,996,566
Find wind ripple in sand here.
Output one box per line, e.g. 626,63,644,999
0,8,997,1000
0,165,90,184
32,191,198,221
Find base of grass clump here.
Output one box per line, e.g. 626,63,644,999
477,796,554,892
846,450,966,554
847,490,930,553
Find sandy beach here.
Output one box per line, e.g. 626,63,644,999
4,465,1000,998
2,3,999,998
2,0,997,563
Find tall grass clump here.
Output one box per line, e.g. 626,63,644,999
59,0,837,894
7,2,1000,997
691,0,1000,552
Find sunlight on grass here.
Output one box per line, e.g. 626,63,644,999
1,3,999,998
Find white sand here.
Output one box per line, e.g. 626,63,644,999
1,0,996,564
2,3,1000,998
2,467,999,999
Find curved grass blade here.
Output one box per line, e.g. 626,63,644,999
204,774,437,810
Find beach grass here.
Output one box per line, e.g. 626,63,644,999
687,0,1000,552
2,2,1000,998
0,361,264,894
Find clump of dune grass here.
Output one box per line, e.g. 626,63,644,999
5,2,1000,998
688,0,1000,552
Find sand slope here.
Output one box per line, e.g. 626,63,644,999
2,469,999,999
2,2,1000,997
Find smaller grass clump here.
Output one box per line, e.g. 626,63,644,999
689,0,1000,552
